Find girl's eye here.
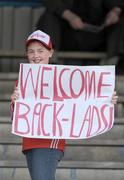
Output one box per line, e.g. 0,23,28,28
27,50,34,54
38,50,43,53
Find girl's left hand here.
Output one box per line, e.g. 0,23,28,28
111,91,118,104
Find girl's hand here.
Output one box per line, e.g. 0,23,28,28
111,91,118,105
11,87,19,103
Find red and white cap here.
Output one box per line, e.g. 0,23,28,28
26,30,52,50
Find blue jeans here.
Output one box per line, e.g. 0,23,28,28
25,148,64,180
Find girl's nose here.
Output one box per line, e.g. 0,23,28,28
33,51,39,57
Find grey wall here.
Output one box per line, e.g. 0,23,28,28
0,6,45,71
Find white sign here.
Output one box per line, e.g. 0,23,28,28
12,64,115,139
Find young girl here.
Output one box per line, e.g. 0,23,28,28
11,30,65,180
10,30,118,180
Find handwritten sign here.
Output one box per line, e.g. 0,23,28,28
12,64,115,139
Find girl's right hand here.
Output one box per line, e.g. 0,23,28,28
11,87,19,103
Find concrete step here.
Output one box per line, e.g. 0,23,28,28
64,146,124,162
0,102,11,116
0,163,124,180
0,123,124,144
1,160,124,169
0,81,15,95
0,73,18,80
0,144,124,162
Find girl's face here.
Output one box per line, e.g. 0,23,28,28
26,41,53,64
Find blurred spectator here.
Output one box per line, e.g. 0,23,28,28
36,0,124,71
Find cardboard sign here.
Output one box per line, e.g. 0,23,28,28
12,64,115,139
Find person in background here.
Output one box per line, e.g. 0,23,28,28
10,29,118,180
36,0,124,73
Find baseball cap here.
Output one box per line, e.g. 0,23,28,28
26,30,52,50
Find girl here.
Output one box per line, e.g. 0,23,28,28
11,30,65,180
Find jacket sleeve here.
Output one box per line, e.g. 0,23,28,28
43,0,73,17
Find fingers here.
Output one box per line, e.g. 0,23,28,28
111,91,118,104
11,87,19,103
